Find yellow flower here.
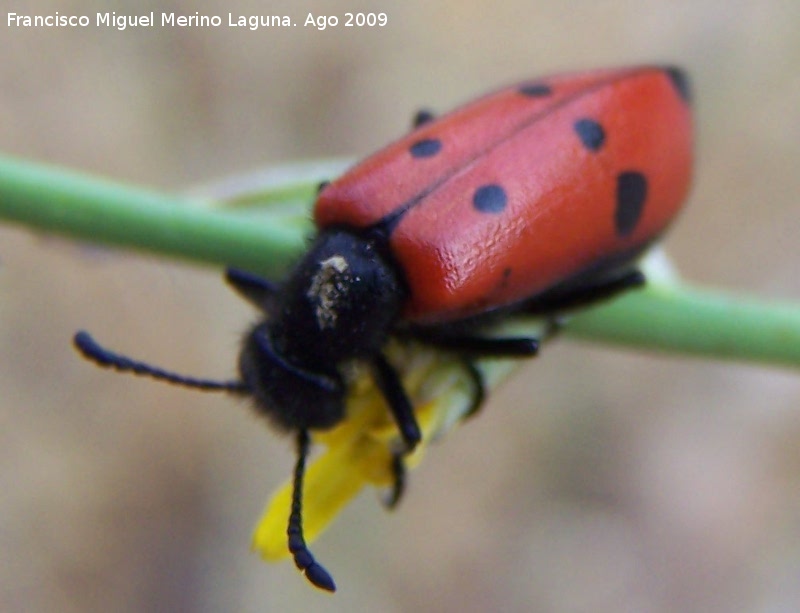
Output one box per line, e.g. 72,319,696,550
251,340,485,561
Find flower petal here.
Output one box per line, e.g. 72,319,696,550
251,339,523,562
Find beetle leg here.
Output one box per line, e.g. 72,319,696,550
288,430,336,591
225,268,279,308
408,332,539,357
381,357,484,509
412,109,435,128
384,451,407,509
371,352,422,452
524,268,645,314
460,358,487,420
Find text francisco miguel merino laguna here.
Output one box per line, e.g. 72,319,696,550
7,12,296,31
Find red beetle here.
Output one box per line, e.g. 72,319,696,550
75,65,692,591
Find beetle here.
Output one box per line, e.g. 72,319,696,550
74,65,692,591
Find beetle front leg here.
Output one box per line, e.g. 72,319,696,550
371,352,421,452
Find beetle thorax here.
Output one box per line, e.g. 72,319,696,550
271,229,406,369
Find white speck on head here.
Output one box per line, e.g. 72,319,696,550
307,255,349,329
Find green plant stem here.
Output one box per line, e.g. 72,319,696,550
0,155,307,277
0,154,798,370
567,284,800,368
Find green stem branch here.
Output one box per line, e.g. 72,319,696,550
567,284,800,368
0,155,307,277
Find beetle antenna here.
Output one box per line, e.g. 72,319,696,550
73,331,247,393
288,429,336,592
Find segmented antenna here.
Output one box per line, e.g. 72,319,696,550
288,430,336,592
74,332,336,590
73,331,247,393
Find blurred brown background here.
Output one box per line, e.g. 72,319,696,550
1,1,799,611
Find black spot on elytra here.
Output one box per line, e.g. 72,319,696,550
574,119,605,151
615,171,648,236
413,109,435,128
519,83,552,97
473,184,507,213
500,267,512,288
664,67,691,104
409,138,442,158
